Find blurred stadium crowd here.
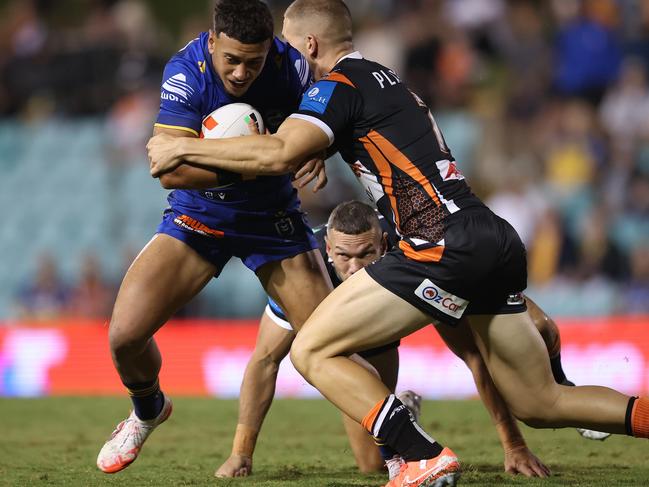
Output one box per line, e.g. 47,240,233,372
1,0,647,320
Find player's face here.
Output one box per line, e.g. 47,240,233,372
208,31,271,97
326,228,386,282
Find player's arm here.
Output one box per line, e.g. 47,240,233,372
148,117,329,178
216,307,295,477
152,126,224,189
434,320,551,478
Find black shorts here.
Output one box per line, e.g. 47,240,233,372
365,207,528,326
359,341,400,359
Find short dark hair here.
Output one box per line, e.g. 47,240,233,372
213,0,274,44
327,201,380,235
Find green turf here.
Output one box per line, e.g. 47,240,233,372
1,397,647,486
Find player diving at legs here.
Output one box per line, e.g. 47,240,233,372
216,201,606,481
96,0,335,474
149,2,649,486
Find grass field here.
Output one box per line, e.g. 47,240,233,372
1,397,648,486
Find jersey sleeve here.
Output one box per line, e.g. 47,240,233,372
290,73,362,147
155,59,203,136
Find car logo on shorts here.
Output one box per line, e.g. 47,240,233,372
414,279,468,319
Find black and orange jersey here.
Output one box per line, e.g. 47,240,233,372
290,52,485,262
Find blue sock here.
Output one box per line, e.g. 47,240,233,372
124,379,165,420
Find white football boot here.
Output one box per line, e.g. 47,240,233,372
97,397,173,473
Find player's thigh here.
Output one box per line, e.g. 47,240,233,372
253,311,295,363
467,312,558,416
362,347,399,392
111,234,217,342
294,269,431,359
257,249,332,330
434,317,480,362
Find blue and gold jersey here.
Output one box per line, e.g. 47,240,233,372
153,34,318,274
155,33,311,206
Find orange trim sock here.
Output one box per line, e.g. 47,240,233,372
361,397,385,433
629,397,649,438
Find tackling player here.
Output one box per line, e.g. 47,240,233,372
149,2,648,486
217,200,606,481
96,0,334,474
217,200,549,480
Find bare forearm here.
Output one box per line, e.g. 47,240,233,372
159,164,221,189
232,356,280,456
467,355,525,450
179,135,296,176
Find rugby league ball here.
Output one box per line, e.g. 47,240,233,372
200,103,264,139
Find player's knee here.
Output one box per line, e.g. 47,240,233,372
108,317,151,359
289,333,321,379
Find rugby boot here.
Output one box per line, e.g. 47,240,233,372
97,396,173,473
384,447,460,487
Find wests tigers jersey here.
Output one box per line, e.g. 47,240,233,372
291,52,485,263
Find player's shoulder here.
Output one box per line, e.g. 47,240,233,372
165,32,210,79
262,37,310,90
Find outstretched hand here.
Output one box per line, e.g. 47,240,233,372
215,454,253,478
294,153,327,192
504,446,551,477
147,133,183,178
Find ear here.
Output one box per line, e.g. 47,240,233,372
325,235,332,257
208,29,216,54
380,232,388,255
305,34,318,58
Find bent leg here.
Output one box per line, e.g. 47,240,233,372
468,312,629,433
110,234,217,382
291,269,430,422
436,319,550,477
257,249,332,331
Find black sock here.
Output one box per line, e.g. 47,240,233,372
550,353,572,385
124,379,165,420
378,443,399,461
369,395,443,462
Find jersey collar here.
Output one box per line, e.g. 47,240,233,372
334,50,363,66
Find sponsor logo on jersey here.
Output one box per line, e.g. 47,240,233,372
414,279,468,319
197,60,206,73
173,214,224,238
162,73,195,104
300,81,335,114
436,159,464,181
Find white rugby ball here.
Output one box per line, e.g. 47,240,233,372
200,103,264,139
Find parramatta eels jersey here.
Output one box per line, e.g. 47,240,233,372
291,52,486,263
155,33,311,208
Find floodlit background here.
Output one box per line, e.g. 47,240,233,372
0,0,648,398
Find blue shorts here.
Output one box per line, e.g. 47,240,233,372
156,187,318,277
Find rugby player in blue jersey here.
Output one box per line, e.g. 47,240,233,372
96,0,334,474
